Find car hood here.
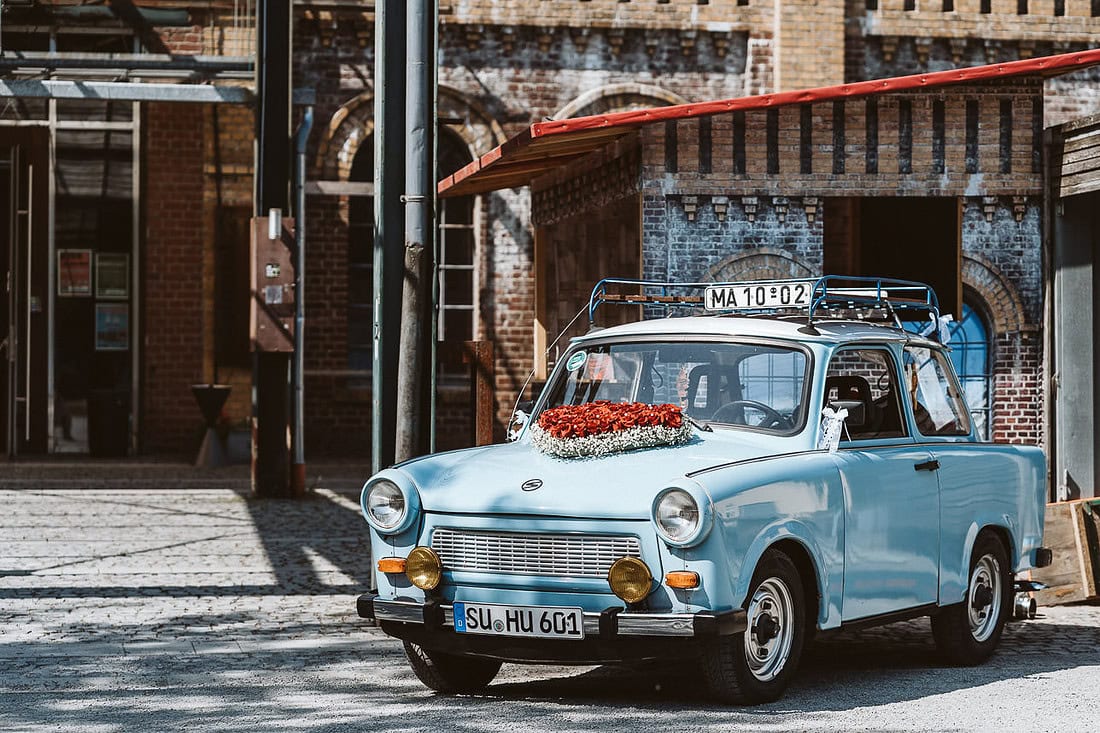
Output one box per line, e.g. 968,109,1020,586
394,431,786,519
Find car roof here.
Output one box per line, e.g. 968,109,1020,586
573,315,942,349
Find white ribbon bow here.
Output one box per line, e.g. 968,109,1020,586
507,410,530,442
918,312,954,344
818,406,849,453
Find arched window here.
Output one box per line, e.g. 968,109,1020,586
948,302,993,441
347,139,374,372
346,130,478,375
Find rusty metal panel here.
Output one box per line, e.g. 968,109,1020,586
249,216,295,352
465,340,495,446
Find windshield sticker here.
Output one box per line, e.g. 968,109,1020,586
566,351,587,371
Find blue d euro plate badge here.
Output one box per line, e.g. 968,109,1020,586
452,601,584,640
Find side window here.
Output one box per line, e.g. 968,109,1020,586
824,348,907,441
903,347,972,437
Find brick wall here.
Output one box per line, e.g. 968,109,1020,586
142,102,207,455
640,81,1045,199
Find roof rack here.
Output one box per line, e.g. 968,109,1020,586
588,275,943,339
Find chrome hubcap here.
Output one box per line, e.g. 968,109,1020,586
744,577,795,682
968,553,1002,643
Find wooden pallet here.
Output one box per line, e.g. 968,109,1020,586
1033,499,1100,606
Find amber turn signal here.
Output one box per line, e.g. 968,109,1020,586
665,570,700,589
377,557,407,574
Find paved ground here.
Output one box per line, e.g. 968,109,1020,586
2,486,1099,732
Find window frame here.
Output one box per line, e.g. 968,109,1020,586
824,345,910,445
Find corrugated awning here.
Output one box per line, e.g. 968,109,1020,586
439,48,1100,198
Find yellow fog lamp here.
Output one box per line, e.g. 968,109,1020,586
405,546,443,590
607,557,653,604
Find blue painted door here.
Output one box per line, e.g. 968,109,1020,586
832,446,941,620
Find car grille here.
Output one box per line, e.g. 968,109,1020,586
430,528,642,578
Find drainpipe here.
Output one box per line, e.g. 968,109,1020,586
395,0,434,463
291,105,313,497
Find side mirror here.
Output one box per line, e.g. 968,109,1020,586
830,400,866,429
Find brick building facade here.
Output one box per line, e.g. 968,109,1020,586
3,2,1099,464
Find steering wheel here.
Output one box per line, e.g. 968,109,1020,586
711,400,791,430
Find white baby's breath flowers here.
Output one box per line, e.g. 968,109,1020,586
529,422,692,459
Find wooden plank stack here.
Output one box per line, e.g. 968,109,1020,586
1033,499,1100,606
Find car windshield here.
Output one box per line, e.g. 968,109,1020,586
542,340,810,434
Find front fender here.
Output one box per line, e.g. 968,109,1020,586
696,451,846,630
734,520,837,629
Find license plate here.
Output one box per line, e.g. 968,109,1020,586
452,602,584,640
704,280,814,311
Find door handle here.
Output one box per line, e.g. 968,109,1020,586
914,459,940,472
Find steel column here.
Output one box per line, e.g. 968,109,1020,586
253,0,292,497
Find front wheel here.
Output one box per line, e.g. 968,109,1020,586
931,532,1012,665
702,549,807,704
403,642,502,694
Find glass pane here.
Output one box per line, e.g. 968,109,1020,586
903,347,972,436
347,224,374,265
55,131,133,199
442,228,474,266
348,265,373,306
0,98,47,122
443,308,473,343
824,348,907,440
543,341,808,434
55,201,132,251
443,268,474,308
348,315,373,348
56,100,133,123
440,195,474,226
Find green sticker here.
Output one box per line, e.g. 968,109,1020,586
566,351,587,371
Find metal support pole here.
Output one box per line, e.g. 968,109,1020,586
372,0,406,473
395,0,435,463
290,105,313,497
252,0,292,497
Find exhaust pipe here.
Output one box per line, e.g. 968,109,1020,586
1013,592,1037,620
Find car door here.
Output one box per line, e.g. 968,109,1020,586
825,345,941,621
900,344,996,605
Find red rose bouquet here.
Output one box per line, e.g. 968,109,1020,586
529,401,692,458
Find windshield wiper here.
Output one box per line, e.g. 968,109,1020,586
684,414,713,432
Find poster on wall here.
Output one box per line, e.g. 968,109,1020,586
95,253,129,299
95,303,129,351
58,249,92,296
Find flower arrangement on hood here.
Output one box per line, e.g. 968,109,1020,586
529,401,692,458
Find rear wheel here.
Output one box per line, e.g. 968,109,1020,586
702,549,807,704
931,532,1012,665
403,642,502,694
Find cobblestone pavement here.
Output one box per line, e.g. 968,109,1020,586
2,487,1099,732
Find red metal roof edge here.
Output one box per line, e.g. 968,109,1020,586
439,48,1100,195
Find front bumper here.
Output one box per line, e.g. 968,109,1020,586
358,593,748,664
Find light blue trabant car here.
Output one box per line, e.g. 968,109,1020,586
357,277,1050,704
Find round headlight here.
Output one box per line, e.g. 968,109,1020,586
406,546,442,590
366,480,406,530
655,489,700,544
608,557,653,604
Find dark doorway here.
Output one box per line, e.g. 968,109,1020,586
824,197,961,317
0,129,50,456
